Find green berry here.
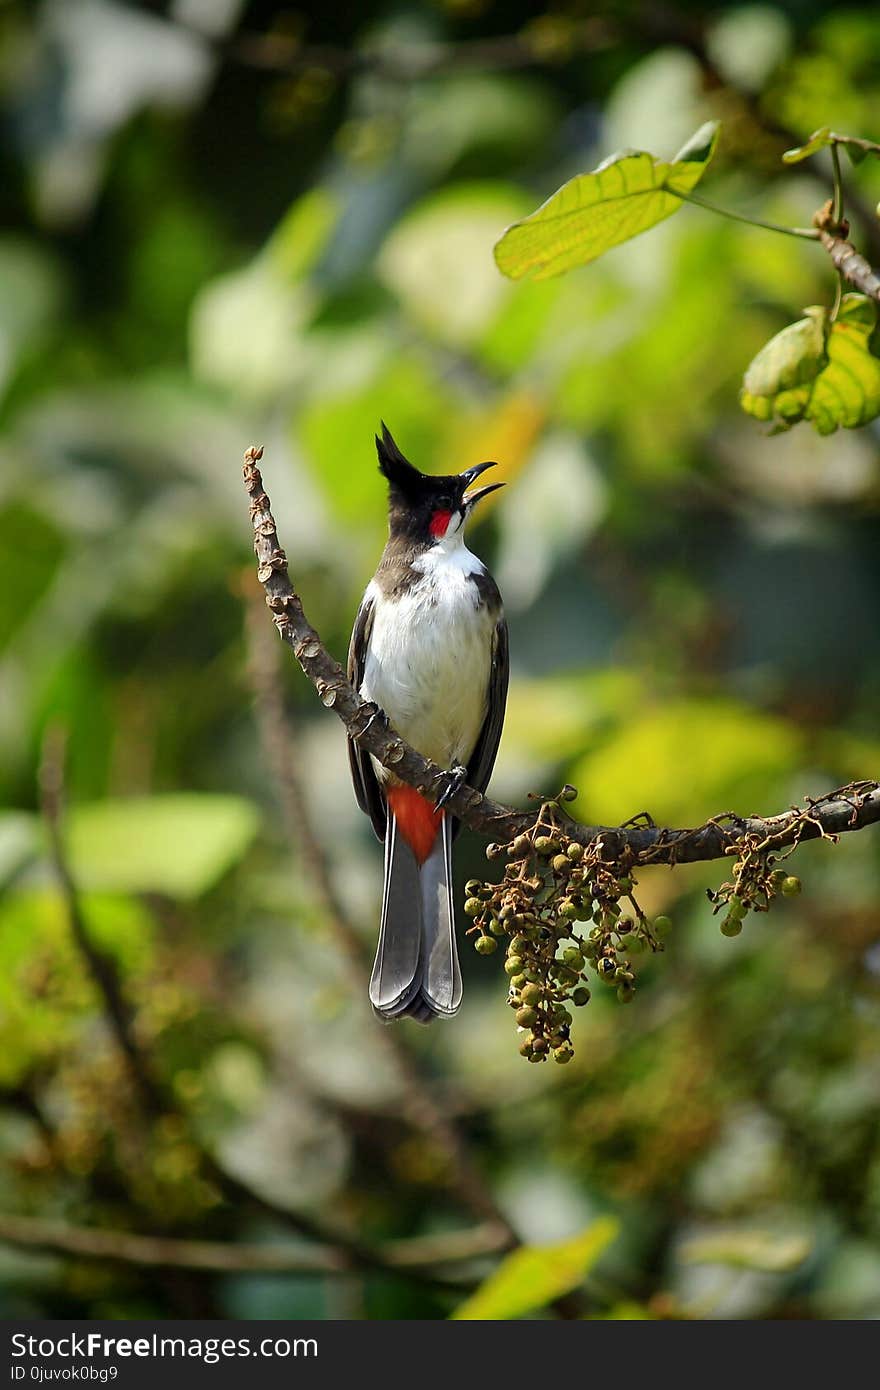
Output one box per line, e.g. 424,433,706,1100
521,983,542,1007
510,935,529,954
531,1035,549,1054
516,1006,538,1028
720,915,742,937
474,935,497,955
781,875,802,897
504,955,523,976
519,1037,534,1058
486,843,503,860
552,854,571,875
464,897,482,918
490,917,507,935
558,898,578,921
562,947,584,970
465,879,482,895
566,842,584,862
653,914,673,939
510,973,526,990
559,785,578,803
512,834,531,856
553,1043,574,1064
534,836,558,856
572,986,591,1006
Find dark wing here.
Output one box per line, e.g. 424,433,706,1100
347,592,387,841
454,612,509,841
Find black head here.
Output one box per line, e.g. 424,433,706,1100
376,422,503,544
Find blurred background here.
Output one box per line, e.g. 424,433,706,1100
2,0,880,1321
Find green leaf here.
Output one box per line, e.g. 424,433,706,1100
0,812,40,886
782,126,833,163
378,184,529,346
494,121,719,281
570,698,800,826
681,1230,811,1273
65,795,260,899
741,293,880,434
451,1217,618,1320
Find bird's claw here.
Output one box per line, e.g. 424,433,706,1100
435,763,468,811
355,701,382,739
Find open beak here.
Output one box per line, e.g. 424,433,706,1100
461,460,505,512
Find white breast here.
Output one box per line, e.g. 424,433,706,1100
360,543,495,773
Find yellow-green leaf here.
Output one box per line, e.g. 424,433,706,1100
570,698,800,827
65,795,260,899
451,1217,618,1320
741,293,880,434
782,126,833,163
494,121,719,281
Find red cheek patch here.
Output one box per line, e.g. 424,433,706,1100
429,509,452,538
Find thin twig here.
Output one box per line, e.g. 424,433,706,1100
242,447,880,864
676,190,818,241
197,17,614,83
39,727,165,1116
0,1211,507,1277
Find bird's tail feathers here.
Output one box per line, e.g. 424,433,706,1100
370,811,461,1023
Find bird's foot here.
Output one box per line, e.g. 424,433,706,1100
435,763,468,811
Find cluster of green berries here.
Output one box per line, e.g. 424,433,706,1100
465,800,672,1064
710,851,802,937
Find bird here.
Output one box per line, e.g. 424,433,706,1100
347,424,509,1023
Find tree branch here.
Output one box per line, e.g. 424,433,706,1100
39,728,166,1116
0,1211,507,1277
243,446,880,866
817,227,880,302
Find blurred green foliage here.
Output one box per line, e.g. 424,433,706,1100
2,0,880,1322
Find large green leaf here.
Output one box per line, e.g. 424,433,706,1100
740,294,880,434
494,121,719,281
570,698,801,826
378,184,529,346
65,795,260,899
451,1218,618,1320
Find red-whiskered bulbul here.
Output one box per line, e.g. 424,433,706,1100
347,425,509,1023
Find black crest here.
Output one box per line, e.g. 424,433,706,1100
376,423,425,501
